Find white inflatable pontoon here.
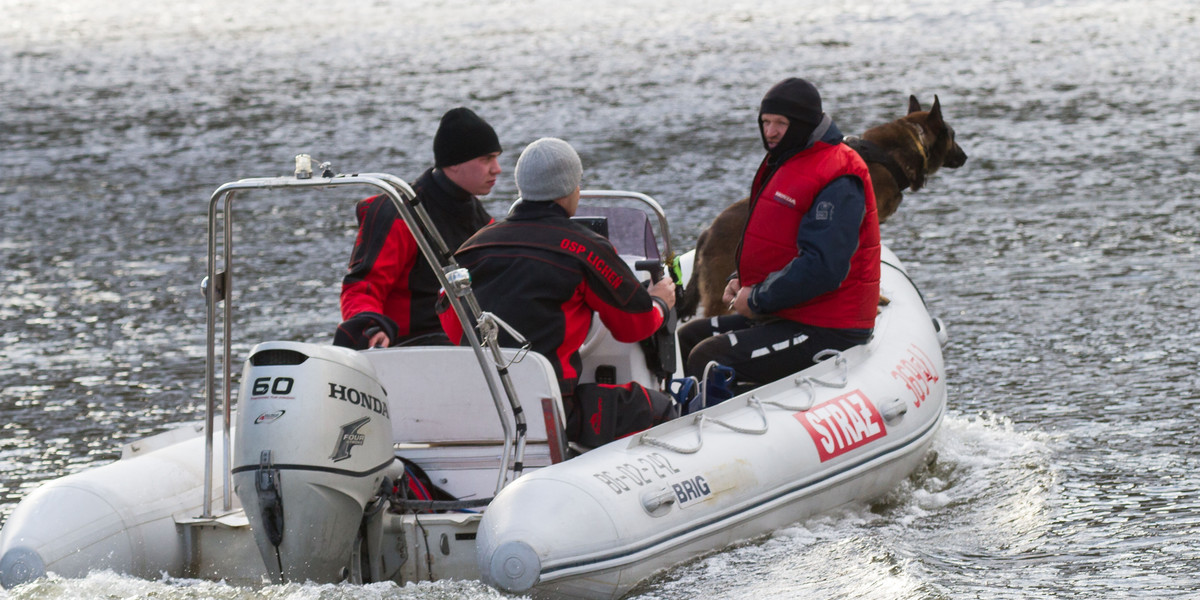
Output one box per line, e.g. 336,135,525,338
0,159,947,599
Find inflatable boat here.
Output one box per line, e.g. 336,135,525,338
0,158,948,598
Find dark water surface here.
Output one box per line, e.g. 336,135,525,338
2,0,1199,598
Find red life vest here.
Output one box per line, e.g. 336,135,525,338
738,141,880,329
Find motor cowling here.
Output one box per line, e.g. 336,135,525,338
232,341,394,583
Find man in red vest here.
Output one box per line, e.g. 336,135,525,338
678,78,881,389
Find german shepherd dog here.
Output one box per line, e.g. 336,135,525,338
679,95,968,319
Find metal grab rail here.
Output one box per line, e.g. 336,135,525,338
200,160,527,518
371,173,530,491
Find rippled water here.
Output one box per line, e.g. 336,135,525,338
3,0,1199,598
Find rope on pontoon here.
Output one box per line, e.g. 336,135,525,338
638,349,849,455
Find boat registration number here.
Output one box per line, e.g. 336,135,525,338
591,452,682,496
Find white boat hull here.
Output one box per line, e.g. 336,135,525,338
0,423,267,588
477,246,947,598
0,201,945,599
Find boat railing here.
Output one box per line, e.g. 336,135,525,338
508,190,674,266
199,156,527,518
578,190,674,264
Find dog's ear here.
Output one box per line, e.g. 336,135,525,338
908,95,922,114
929,95,944,127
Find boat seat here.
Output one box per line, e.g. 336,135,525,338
361,346,566,450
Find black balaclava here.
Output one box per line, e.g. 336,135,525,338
758,78,824,158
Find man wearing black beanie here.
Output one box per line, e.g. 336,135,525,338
335,107,502,349
678,78,882,393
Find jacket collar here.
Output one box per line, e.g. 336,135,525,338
506,199,570,221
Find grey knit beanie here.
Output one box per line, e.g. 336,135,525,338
514,138,582,202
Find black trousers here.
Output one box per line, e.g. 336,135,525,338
565,382,679,448
678,314,871,385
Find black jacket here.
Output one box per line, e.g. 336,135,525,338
340,168,492,343
452,201,663,395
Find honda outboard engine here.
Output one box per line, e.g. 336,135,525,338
233,341,394,583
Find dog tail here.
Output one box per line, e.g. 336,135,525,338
676,229,706,320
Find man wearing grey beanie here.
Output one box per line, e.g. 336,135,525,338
443,138,679,447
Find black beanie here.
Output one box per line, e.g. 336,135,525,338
433,107,502,168
759,78,824,155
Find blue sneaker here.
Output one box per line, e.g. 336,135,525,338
700,363,737,410
669,377,699,414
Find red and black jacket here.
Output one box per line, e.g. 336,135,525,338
446,201,664,396
340,168,493,343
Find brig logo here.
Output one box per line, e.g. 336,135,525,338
670,475,712,508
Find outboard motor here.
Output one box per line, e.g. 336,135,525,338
233,341,394,583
